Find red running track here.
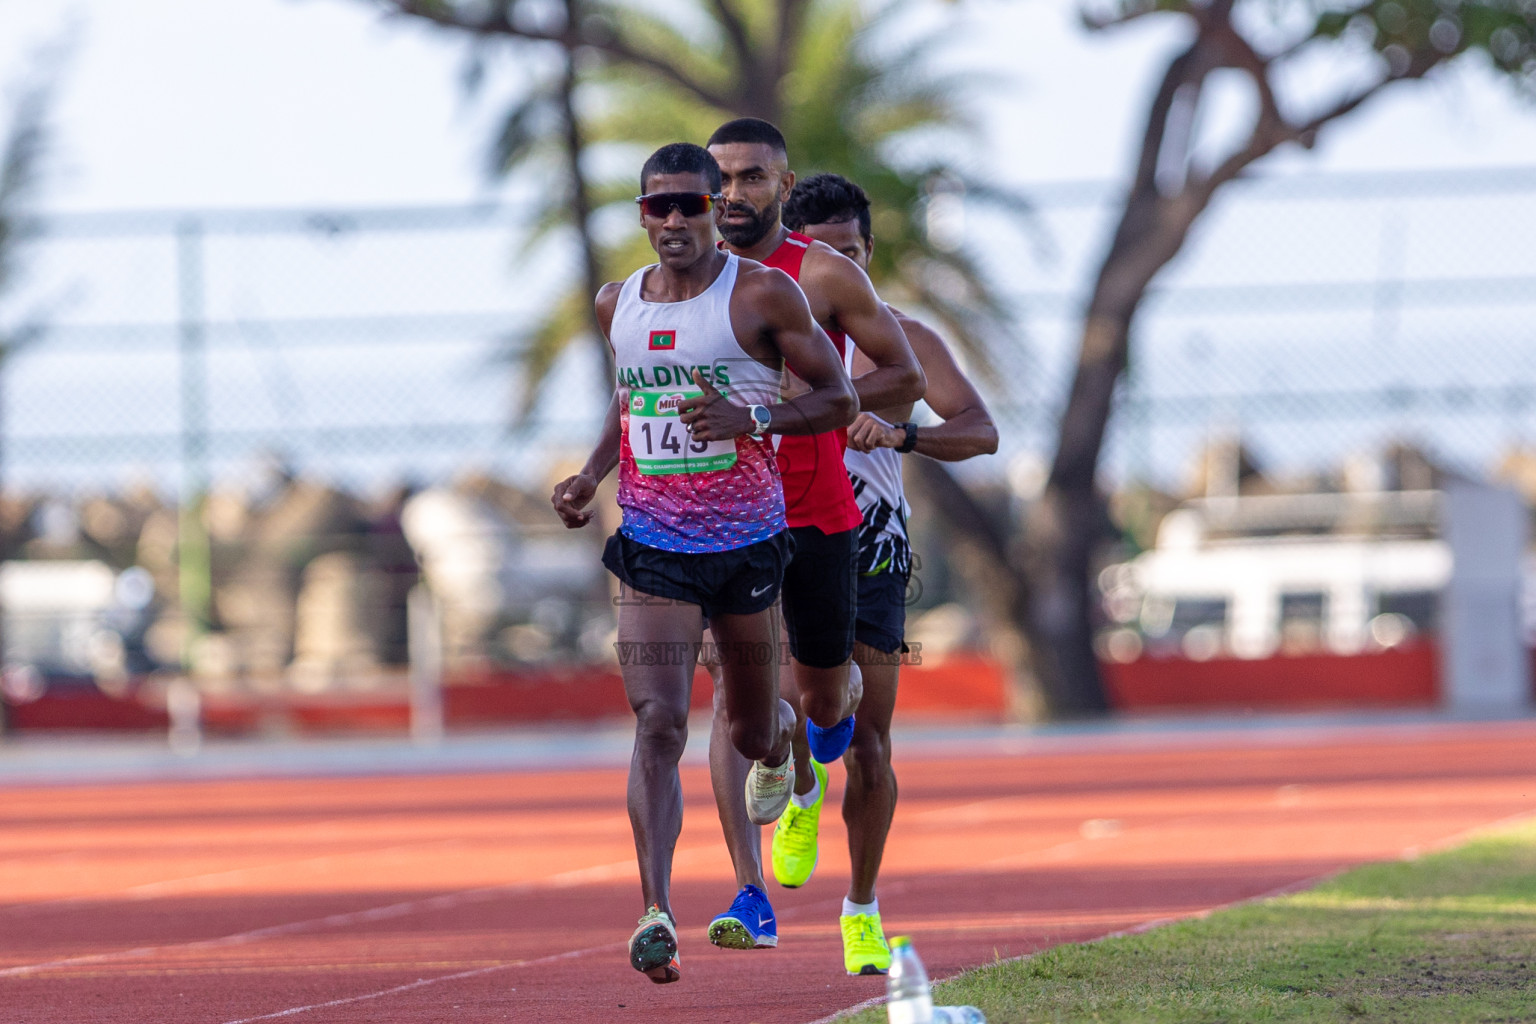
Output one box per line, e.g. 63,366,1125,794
4,719,1536,1023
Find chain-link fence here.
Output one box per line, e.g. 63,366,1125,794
6,203,616,492
995,166,1536,498
0,167,1532,704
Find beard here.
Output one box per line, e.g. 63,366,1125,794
717,198,779,248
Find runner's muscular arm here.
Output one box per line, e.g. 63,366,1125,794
551,283,622,528
681,266,855,439
847,312,998,462
802,245,925,411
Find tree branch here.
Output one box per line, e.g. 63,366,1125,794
1080,0,1192,33
1273,0,1374,62
1127,42,1201,201
381,0,740,111
773,0,807,113
1195,47,1439,202
702,0,755,79
1215,22,1284,125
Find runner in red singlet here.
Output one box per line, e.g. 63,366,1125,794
697,118,926,952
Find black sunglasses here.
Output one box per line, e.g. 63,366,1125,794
635,192,723,219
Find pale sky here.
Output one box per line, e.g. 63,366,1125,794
2,0,1534,214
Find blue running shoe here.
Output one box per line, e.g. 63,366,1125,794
806,714,856,763
707,884,778,949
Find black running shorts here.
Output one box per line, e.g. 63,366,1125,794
854,564,911,656
781,524,858,669
602,530,790,620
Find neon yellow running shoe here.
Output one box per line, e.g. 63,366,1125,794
771,759,828,887
840,911,891,975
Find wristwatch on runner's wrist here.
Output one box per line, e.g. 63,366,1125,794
748,404,771,438
896,421,918,453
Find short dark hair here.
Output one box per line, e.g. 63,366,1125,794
640,143,722,194
707,117,788,158
783,173,872,244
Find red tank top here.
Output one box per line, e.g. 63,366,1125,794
762,232,863,534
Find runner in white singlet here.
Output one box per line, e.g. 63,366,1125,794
550,143,855,985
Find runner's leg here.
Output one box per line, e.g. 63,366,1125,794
780,527,862,744
705,620,768,890
618,584,703,918
779,668,813,796
795,659,863,729
844,641,899,904
710,608,795,766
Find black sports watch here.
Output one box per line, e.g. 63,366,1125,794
896,421,918,453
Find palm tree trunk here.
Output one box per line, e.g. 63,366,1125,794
556,19,612,382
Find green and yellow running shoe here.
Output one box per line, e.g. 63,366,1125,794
629,904,680,983
840,911,891,975
771,760,828,887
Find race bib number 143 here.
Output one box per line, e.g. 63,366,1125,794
628,389,738,475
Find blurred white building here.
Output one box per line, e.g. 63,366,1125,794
1100,472,1531,716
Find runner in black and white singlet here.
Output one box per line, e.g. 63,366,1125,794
778,173,999,977
550,143,856,985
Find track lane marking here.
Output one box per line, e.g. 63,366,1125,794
217,942,624,1024
0,813,632,914
0,836,475,915
211,877,919,1022
0,857,636,979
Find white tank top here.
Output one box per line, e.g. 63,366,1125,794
844,416,911,576
610,253,785,553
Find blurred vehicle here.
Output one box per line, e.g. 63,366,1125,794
0,560,167,730
401,485,606,670
1095,481,1530,715
1099,493,1449,663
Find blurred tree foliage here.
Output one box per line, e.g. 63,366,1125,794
377,0,1026,405
376,0,1536,720
0,39,59,356
0,29,64,731
1025,0,1536,715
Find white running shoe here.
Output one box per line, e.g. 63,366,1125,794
745,757,795,825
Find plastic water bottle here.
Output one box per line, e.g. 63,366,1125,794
887,936,933,1024
931,1007,987,1023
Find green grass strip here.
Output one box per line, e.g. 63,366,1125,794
844,818,1536,1023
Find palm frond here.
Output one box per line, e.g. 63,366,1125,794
586,5,737,92
487,83,563,176
507,229,659,418
401,0,1035,405
0,34,67,365
0,66,55,296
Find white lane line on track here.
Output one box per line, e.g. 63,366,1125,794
0,857,636,979
0,835,476,916
218,879,908,1024
216,942,623,1024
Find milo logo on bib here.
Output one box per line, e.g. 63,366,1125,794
628,387,738,476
